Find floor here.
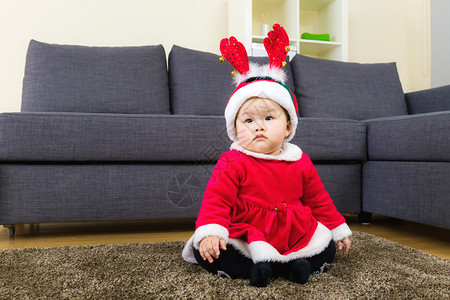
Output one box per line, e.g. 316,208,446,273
1,215,449,259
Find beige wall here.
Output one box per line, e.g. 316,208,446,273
0,0,430,112
348,0,431,93
0,0,229,112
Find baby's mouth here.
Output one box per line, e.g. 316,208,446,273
254,134,267,140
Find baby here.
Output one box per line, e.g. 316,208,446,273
182,24,351,287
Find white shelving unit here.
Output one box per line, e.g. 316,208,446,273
228,0,348,61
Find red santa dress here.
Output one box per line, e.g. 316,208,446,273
182,142,352,264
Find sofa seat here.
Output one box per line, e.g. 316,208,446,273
364,111,450,229
0,112,366,223
292,118,366,161
0,113,366,163
363,161,450,229
0,163,213,224
366,111,450,161
0,113,228,162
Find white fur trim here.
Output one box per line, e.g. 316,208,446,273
225,80,298,142
227,237,252,258
330,223,352,242
233,63,287,86
182,235,197,263
182,222,333,264
248,241,283,263
230,141,302,162
193,224,229,249
182,224,229,264
247,222,332,263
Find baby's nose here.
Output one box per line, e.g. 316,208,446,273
255,124,265,131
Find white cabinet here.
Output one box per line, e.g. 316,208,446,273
228,0,348,61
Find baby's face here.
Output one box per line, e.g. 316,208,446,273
235,97,291,156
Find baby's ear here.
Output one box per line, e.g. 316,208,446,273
285,121,292,138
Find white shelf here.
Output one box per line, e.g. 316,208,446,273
252,37,341,57
299,39,341,56
229,0,348,61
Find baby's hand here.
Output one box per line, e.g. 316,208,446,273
337,237,351,255
199,236,227,263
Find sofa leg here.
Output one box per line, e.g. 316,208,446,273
3,225,16,238
358,212,372,225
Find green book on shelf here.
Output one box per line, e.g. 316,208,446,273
301,32,330,41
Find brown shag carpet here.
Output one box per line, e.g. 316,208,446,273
0,231,448,299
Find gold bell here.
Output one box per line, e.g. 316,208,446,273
231,70,236,76
219,56,225,63
282,61,287,68
285,46,290,52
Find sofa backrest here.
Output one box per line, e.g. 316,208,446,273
169,45,296,116
21,40,170,114
291,54,408,120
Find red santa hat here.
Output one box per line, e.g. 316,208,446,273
220,24,298,142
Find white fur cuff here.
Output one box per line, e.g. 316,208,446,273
193,224,229,249
331,223,352,242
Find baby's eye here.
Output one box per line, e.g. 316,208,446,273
265,116,273,121
245,119,253,123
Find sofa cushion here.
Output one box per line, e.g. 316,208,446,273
366,111,450,161
290,54,407,120
0,113,365,162
21,40,170,114
291,118,366,161
0,113,227,162
169,45,295,116
316,164,361,213
0,164,208,224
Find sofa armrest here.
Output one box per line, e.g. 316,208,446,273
366,111,450,162
405,85,450,114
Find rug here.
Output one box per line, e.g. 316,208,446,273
0,232,448,299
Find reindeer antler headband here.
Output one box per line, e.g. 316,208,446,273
220,23,290,78
220,24,299,143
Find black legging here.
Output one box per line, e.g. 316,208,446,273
193,240,336,280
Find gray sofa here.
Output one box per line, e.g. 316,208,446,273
290,55,450,230
0,40,448,237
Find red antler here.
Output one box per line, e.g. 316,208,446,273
220,36,250,75
263,24,290,69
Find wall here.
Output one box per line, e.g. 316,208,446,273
0,0,432,112
0,0,228,112
348,0,431,93
430,0,450,88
